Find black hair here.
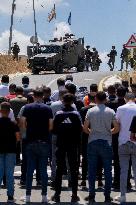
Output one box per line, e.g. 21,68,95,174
90,84,98,92
9,83,16,92
65,83,76,95
96,91,106,102
57,78,65,86
63,93,75,105
22,76,29,85
43,86,51,94
1,75,9,84
117,86,127,98
107,85,116,94
33,88,44,98
15,86,24,94
65,75,73,81
0,102,10,111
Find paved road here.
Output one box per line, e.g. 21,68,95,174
10,71,117,91
0,166,136,204
4,71,135,204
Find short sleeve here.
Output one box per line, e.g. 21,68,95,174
111,110,116,122
85,109,90,121
116,108,121,122
130,116,136,133
9,109,15,122
18,106,25,118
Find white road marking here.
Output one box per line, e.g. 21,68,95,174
84,78,94,81
47,74,66,87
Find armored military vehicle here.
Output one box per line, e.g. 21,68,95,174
27,34,85,74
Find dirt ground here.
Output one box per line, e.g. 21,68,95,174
0,55,29,75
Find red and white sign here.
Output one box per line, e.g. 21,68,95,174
125,35,136,48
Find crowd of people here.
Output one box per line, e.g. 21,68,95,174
0,74,136,204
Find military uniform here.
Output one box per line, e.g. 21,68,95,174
11,43,20,61
92,48,99,71
85,46,92,71
107,46,117,71
120,47,130,71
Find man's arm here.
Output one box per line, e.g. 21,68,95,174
21,116,27,130
83,118,91,134
16,132,21,142
111,119,120,134
49,119,53,131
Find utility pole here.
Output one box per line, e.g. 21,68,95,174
33,0,38,42
8,0,16,55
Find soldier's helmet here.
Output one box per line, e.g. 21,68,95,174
86,45,90,49
112,46,115,49
92,47,96,51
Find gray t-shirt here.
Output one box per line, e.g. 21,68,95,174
51,100,77,118
86,104,116,145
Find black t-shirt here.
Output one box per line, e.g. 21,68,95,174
0,118,19,153
53,106,82,146
130,116,136,133
23,102,53,143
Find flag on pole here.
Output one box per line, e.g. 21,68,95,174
68,12,71,25
48,4,56,23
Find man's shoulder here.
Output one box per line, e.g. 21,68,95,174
117,103,136,111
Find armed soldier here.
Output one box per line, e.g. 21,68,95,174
94,55,102,71
107,46,117,71
92,47,99,71
119,45,130,71
11,42,20,61
85,46,92,71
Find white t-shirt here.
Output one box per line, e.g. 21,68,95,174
116,102,136,146
0,84,9,97
0,108,15,122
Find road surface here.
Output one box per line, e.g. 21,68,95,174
1,71,135,204
10,71,116,91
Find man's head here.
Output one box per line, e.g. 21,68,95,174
92,47,96,51
0,102,10,117
90,84,98,96
57,78,65,89
62,93,75,106
86,45,90,50
33,88,44,100
117,86,127,98
27,93,34,104
125,92,135,103
1,75,9,84
9,83,16,94
58,89,68,101
22,76,29,85
112,46,115,49
15,86,24,96
95,91,107,104
65,83,77,95
65,75,73,82
107,85,116,96
43,86,51,98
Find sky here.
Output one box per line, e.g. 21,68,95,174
0,0,136,69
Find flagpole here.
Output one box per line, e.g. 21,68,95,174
8,0,16,55
32,0,38,42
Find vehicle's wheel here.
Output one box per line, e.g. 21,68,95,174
77,60,85,72
32,67,39,75
55,62,63,74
